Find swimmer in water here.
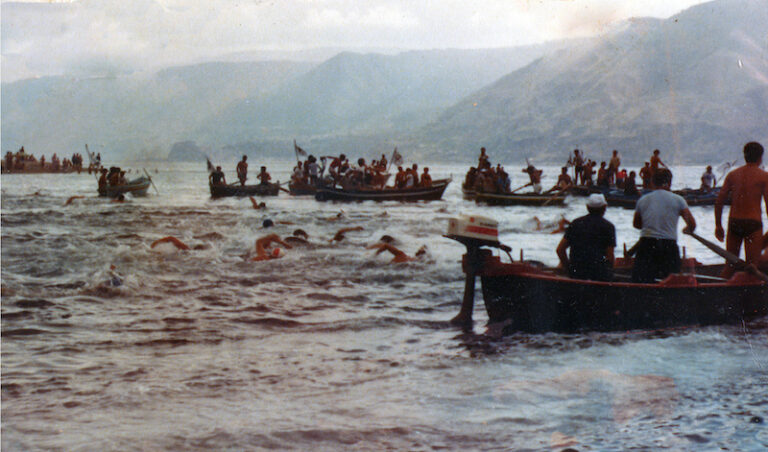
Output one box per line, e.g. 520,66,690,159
249,197,266,209
150,236,210,251
532,215,571,234
151,236,190,250
284,229,310,245
252,234,292,261
330,226,364,243
367,243,427,263
325,210,345,221
64,195,85,206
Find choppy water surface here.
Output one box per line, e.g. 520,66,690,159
2,162,766,450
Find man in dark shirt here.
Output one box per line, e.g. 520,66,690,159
557,193,616,281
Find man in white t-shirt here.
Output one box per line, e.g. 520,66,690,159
632,169,696,283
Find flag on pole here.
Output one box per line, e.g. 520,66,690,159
391,147,403,166
206,157,215,173
294,140,307,157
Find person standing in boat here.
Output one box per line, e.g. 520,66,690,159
420,167,433,187
608,150,621,185
624,171,639,196
700,166,716,192
714,141,768,278
631,169,696,283
522,164,543,193
639,162,652,189
209,166,226,186
236,155,248,186
549,167,573,193
556,194,615,281
649,149,667,178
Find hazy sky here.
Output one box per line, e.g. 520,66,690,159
2,0,710,82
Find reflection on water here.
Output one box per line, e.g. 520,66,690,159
2,163,766,450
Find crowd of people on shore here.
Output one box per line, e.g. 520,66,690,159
2,146,90,174
556,141,768,283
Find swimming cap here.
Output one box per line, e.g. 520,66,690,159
263,219,274,228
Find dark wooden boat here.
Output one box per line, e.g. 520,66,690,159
604,187,722,209
468,254,766,333
461,185,476,200
288,181,317,196
209,182,280,197
315,179,450,202
98,176,151,197
474,191,566,206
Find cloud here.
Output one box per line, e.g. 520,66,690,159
1,0,710,82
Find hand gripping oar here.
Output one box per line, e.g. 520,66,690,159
685,230,768,283
143,168,159,195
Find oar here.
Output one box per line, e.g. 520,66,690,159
510,182,532,194
143,168,159,195
685,231,768,283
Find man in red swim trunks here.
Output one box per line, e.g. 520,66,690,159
715,141,768,278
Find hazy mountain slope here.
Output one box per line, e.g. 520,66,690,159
415,0,768,164
197,44,566,143
1,61,314,158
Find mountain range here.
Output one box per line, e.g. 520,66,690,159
2,0,766,165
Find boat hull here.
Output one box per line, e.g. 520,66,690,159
475,192,566,206
315,179,450,202
210,183,279,197
98,177,151,197
473,257,767,333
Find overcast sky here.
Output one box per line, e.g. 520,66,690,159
2,0,710,82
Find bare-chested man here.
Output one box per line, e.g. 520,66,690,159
715,141,768,277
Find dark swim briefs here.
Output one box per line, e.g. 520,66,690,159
728,218,763,240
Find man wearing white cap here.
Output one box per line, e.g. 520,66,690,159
556,193,616,281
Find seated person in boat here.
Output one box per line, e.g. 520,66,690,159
107,167,121,186
292,161,306,185
582,161,595,186
463,167,477,190
98,168,109,191
616,169,627,189
624,171,639,196
257,166,271,185
700,165,716,192
632,169,696,283
556,194,615,281
209,166,226,185
495,165,511,193
118,170,127,185
421,167,433,187
522,165,543,193
550,167,573,192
